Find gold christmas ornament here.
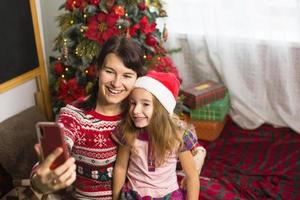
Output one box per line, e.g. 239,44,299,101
145,0,150,6
146,0,163,10
85,81,94,93
159,37,164,48
159,9,167,17
146,0,156,8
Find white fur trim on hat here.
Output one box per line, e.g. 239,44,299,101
134,76,176,114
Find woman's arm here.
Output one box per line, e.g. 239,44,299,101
30,144,76,194
112,145,131,200
178,151,199,200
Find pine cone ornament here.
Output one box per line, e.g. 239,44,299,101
163,23,168,42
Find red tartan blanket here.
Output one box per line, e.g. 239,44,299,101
179,118,300,200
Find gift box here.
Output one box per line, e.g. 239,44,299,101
191,118,227,141
190,92,230,121
182,80,227,109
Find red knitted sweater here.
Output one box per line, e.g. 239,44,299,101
58,105,122,199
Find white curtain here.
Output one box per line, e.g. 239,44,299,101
163,0,300,133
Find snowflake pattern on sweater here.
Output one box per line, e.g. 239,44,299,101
58,105,122,199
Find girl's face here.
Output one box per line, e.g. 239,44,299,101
98,53,137,106
129,88,154,128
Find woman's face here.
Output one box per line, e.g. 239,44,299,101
97,53,138,106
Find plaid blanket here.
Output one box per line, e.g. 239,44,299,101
178,118,300,200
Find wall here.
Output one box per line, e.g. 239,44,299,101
0,0,63,122
39,0,65,60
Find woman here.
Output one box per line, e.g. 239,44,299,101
31,36,146,199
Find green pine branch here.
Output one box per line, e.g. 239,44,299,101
75,39,100,64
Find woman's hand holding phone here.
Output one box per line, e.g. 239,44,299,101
31,122,77,194
36,122,70,169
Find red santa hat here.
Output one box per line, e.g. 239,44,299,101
134,70,180,114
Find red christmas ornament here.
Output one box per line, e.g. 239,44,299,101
114,5,125,16
90,0,100,6
86,65,97,78
54,62,64,74
146,54,153,60
145,34,157,47
65,0,86,11
67,78,79,90
138,2,146,10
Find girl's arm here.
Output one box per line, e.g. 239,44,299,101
178,151,200,200
179,146,206,189
174,116,206,174
191,146,206,174
112,145,131,200
179,128,206,189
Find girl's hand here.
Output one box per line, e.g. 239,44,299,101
31,144,77,194
179,151,199,200
180,176,187,189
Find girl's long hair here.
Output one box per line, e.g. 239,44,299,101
79,35,146,110
120,95,182,166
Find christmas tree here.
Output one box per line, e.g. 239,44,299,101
50,0,181,114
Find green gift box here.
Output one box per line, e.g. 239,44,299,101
190,92,230,121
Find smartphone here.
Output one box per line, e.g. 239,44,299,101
36,122,69,170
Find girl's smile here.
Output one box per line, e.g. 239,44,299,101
129,88,154,128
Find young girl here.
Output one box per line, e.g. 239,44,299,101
112,71,202,200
